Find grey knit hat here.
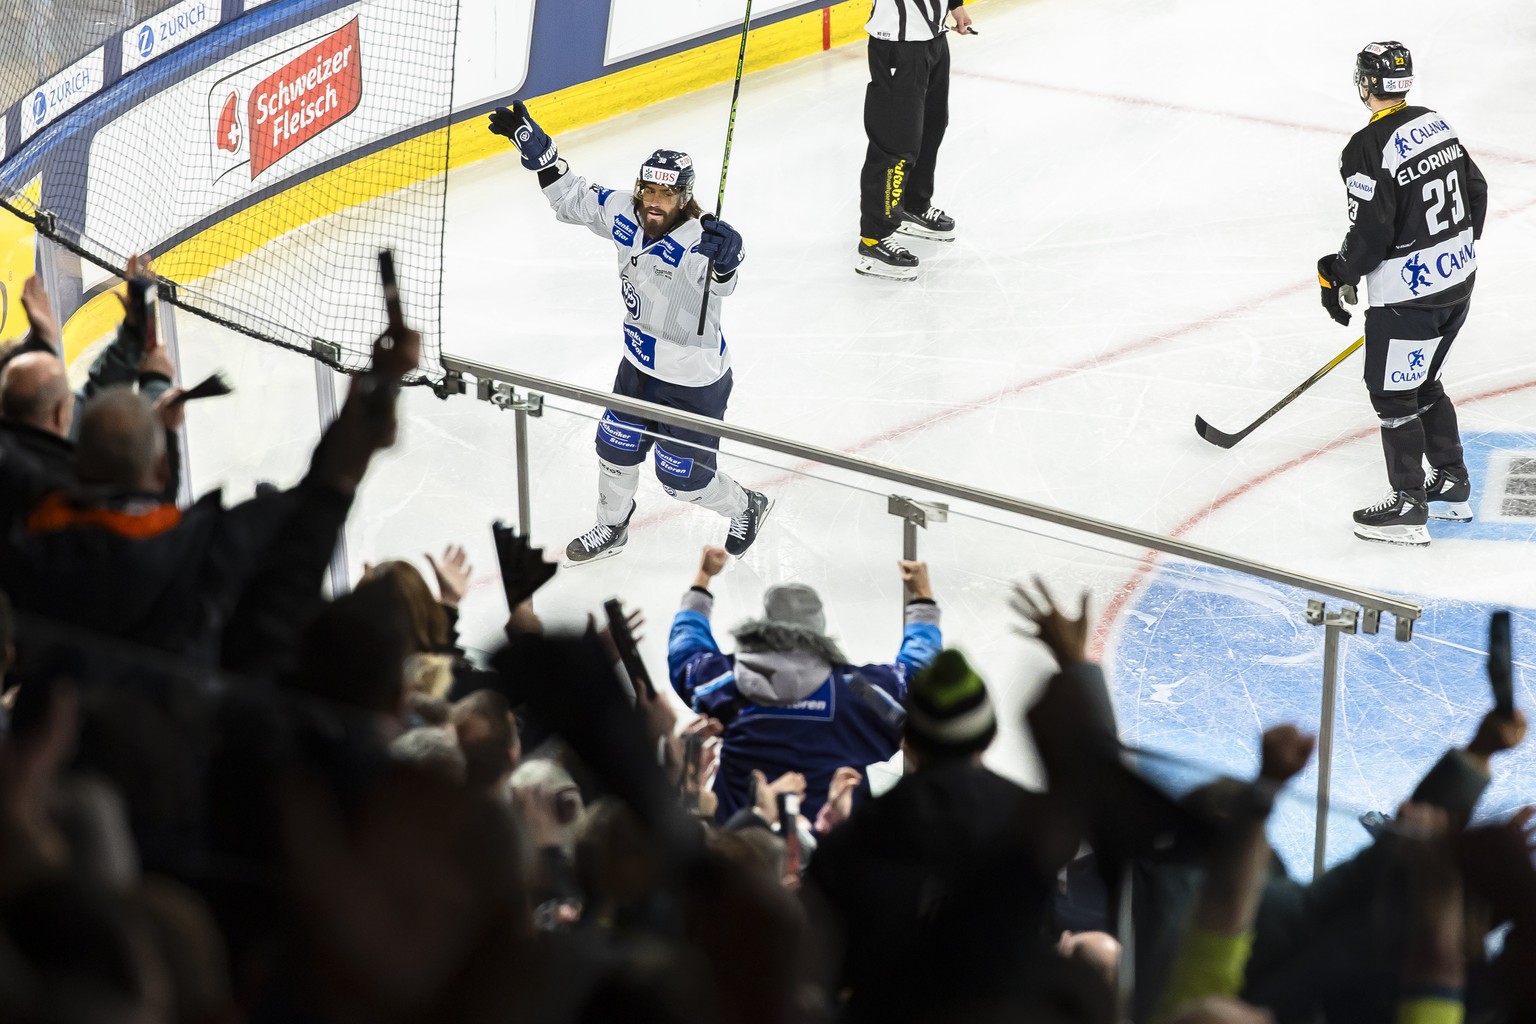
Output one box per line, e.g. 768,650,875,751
732,581,844,665
762,583,826,633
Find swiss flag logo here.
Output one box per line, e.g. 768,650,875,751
216,91,241,153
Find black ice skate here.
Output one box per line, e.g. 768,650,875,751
724,490,773,557
895,205,956,242
1425,465,1473,522
565,500,635,566
1352,490,1430,546
855,236,919,281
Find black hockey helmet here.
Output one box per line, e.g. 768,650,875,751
1355,41,1413,99
635,149,694,202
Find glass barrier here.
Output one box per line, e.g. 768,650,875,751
475,394,1518,879
113,322,1531,883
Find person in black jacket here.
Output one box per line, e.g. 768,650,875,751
0,268,182,504
0,352,75,489
803,647,1084,1023
0,325,418,665
1316,42,1488,546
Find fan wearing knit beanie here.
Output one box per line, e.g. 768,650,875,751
903,647,998,765
667,545,942,825
805,644,1072,1024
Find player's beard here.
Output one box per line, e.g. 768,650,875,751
642,204,680,238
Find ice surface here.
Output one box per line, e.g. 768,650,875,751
170,0,1536,874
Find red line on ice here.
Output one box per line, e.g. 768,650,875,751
1088,375,1536,660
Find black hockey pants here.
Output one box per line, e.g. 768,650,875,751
1362,300,1470,495
859,34,950,240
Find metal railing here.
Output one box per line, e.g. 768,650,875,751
441,353,1421,875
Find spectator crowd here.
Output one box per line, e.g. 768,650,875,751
0,266,1532,1024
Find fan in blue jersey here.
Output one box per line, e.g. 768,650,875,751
667,545,943,825
489,102,771,565
1317,43,1487,546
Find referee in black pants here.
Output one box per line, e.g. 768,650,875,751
855,0,974,281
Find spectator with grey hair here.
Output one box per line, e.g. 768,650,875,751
0,350,75,489
73,385,170,494
0,268,179,502
0,321,420,662
667,545,941,824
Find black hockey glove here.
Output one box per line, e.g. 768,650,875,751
489,101,559,172
698,215,744,278
1316,254,1357,327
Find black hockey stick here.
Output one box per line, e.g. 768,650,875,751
696,0,754,336
1194,336,1363,449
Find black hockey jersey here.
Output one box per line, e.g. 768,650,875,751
1335,103,1487,308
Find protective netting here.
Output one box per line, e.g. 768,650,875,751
0,0,459,380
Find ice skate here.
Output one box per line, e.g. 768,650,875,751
725,490,773,557
1352,490,1430,546
1425,466,1473,522
894,205,956,242
855,236,919,281
565,501,635,565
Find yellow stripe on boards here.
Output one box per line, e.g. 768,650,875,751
153,0,873,287
61,288,133,367
0,176,40,344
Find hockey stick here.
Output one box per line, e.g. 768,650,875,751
1194,336,1364,449
696,0,754,336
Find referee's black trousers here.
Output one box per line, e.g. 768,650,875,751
859,34,950,240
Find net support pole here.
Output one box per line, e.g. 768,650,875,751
1307,601,1357,879
35,235,65,322
313,361,352,598
157,294,193,509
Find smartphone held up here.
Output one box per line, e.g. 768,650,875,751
1489,610,1514,716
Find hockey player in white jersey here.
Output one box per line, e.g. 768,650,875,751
489,101,772,564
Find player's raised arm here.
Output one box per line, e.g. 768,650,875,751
488,101,616,239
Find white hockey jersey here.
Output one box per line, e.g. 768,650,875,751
543,170,738,388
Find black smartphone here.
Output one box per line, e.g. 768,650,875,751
491,520,556,610
1490,610,1514,715
167,371,234,408
604,598,655,698
126,275,157,324
848,672,905,731
378,249,404,333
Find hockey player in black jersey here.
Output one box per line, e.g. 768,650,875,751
1317,41,1487,546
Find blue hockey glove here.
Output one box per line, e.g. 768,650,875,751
489,101,559,172
1317,254,1357,327
698,215,744,276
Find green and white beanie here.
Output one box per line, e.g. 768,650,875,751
904,648,997,758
